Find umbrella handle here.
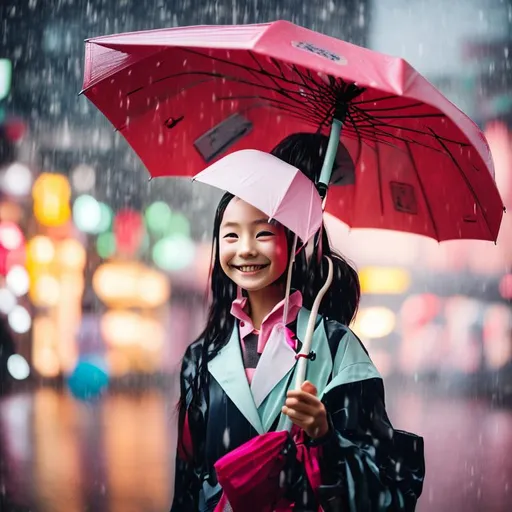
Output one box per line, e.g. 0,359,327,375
284,256,334,433
294,255,334,389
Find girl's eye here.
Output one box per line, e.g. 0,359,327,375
223,232,238,239
256,231,275,238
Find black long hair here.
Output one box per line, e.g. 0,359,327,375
196,132,360,362
177,135,361,460
271,131,360,324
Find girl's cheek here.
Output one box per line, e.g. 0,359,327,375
273,240,289,267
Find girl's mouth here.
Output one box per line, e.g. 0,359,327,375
232,264,269,274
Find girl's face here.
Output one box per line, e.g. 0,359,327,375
219,198,289,292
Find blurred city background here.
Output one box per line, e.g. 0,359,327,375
0,0,511,511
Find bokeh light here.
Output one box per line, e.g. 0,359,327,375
7,354,30,380
113,209,145,255
30,274,60,307
0,221,24,250
8,305,32,334
73,194,102,233
354,307,396,339
93,261,170,308
168,212,191,237
152,234,195,271
6,265,30,296
145,201,172,235
1,162,33,196
27,236,55,265
67,357,109,401
96,232,116,259
359,267,411,295
32,173,71,227
70,164,96,193
0,287,16,314
100,310,164,349
56,239,86,270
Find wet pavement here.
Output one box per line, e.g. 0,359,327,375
1,385,511,512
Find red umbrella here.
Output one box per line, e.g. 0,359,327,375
82,20,503,242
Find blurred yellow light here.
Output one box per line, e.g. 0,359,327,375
354,307,396,339
56,239,86,270
93,261,170,308
32,173,71,201
359,267,411,295
27,236,55,265
30,274,60,307
60,272,85,299
32,173,71,227
34,200,71,227
100,310,164,349
105,350,131,377
32,316,60,377
34,347,61,378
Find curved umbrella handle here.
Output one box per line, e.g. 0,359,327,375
284,256,334,432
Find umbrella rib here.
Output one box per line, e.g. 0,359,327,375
404,141,440,240
343,113,406,149
215,94,324,124
374,132,385,216
352,107,470,146
348,116,427,149
345,109,364,170
342,126,405,152
428,128,496,240
185,48,349,113
249,52,298,94
183,48,325,91
358,102,426,112
245,51,277,86
364,113,446,120
351,95,398,105
350,109,464,153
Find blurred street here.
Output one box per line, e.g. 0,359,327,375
1,0,512,511
1,384,511,512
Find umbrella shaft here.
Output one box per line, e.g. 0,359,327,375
318,119,343,197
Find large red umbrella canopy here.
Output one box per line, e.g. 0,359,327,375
82,20,504,242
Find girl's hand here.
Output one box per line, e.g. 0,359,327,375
282,381,329,439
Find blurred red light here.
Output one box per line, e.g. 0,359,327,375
499,274,512,300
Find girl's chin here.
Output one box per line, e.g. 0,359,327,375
231,272,278,291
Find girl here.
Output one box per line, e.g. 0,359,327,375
171,134,425,512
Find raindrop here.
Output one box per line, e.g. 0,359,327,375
222,427,230,449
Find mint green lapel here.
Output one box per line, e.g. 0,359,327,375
319,328,381,398
258,307,334,432
207,325,264,434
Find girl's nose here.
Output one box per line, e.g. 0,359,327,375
238,238,257,258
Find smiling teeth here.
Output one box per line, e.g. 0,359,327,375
238,265,265,272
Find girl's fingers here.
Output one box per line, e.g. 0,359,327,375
281,406,311,423
284,398,318,416
286,390,321,407
301,381,318,395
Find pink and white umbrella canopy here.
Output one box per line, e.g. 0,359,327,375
193,149,323,243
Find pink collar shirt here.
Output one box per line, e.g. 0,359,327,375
230,291,302,383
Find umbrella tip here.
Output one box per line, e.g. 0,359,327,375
77,89,85,97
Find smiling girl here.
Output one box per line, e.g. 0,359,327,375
171,136,424,512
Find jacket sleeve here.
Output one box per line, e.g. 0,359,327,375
313,326,425,512
170,344,204,511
